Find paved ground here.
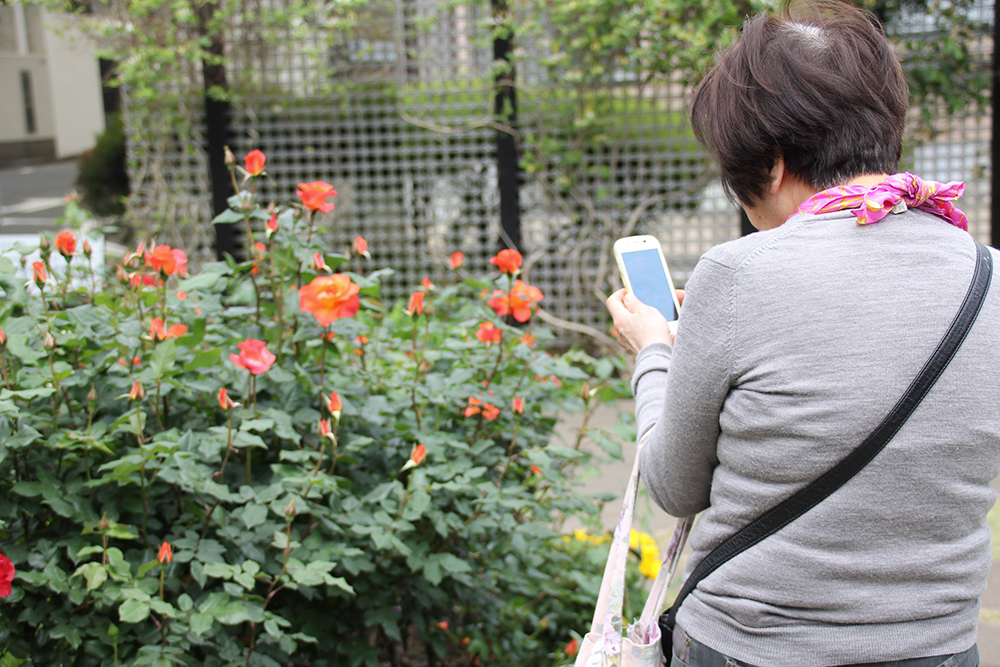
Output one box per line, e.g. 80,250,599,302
0,159,78,235
559,400,1000,666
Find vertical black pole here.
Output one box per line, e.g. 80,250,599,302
199,1,237,261
493,0,521,252
993,0,999,248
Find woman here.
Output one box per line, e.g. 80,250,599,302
605,2,1000,666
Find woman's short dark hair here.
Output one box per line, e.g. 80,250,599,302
690,0,909,206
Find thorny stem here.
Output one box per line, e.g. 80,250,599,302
61,255,72,303
306,210,317,244
319,326,329,387
159,277,168,323
0,351,10,389
410,321,422,431
494,418,523,488
244,521,294,666
219,412,234,478
269,239,287,360
250,269,262,325
484,338,506,387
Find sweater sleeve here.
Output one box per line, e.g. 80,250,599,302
636,256,735,517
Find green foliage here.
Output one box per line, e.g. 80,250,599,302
75,113,129,218
0,165,648,666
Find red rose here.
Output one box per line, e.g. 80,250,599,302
0,550,15,597
244,149,266,177
230,339,276,375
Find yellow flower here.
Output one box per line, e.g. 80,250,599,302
630,530,662,579
572,529,610,546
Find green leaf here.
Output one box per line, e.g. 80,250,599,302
184,348,221,371
0,387,57,401
239,418,274,433
212,209,247,225
241,503,268,529
189,612,213,636
150,338,177,376
119,598,151,623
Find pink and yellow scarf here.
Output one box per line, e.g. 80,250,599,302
794,172,968,231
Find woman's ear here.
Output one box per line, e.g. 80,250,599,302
768,156,786,195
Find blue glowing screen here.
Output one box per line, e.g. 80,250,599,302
621,248,676,321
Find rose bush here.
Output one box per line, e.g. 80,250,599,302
0,150,651,666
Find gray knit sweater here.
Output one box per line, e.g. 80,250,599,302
633,208,1000,667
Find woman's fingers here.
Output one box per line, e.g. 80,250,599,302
605,289,674,355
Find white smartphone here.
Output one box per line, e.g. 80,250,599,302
613,235,682,335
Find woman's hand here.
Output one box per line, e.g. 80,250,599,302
605,289,685,356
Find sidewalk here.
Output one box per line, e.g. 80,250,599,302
0,159,78,235
560,400,1000,666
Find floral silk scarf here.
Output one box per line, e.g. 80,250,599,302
794,172,968,231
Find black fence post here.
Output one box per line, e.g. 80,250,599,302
198,1,237,261
492,0,521,253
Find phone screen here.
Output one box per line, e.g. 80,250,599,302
621,249,676,322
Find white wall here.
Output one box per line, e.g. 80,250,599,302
0,54,55,142
42,12,104,158
0,4,103,157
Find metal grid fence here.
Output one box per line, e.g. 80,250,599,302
125,0,995,343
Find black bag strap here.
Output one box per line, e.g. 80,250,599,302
661,240,994,640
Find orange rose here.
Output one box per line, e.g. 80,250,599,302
149,318,187,341
218,387,237,410
144,245,188,276
488,280,543,322
296,181,337,213
298,275,360,327
54,230,76,256
327,391,342,414
406,291,425,316
244,149,266,177
513,396,524,414
354,236,370,258
475,322,502,345
449,251,464,269
490,249,521,274
32,261,47,285
463,396,483,417
410,444,426,466
157,542,172,564
230,339,276,375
